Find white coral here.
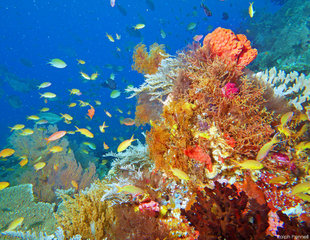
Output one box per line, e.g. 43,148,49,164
254,67,310,110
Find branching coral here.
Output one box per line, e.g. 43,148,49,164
132,43,169,75
254,67,310,110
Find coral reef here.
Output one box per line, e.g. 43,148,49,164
103,138,153,177
8,125,97,203
56,180,116,239
127,56,184,126
0,184,56,234
131,42,169,75
127,57,182,101
181,182,270,240
254,67,310,110
1,227,82,240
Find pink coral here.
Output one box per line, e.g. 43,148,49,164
138,200,160,217
202,27,258,70
221,82,239,99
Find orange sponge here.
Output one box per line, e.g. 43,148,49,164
202,27,257,70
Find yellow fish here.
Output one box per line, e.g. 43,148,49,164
233,159,264,170
77,59,85,64
39,92,56,98
116,185,144,195
38,82,51,89
34,162,46,171
69,89,81,95
269,176,288,185
0,181,10,190
60,113,73,121
94,100,101,106
68,102,77,108
103,142,109,150
295,141,310,155
291,182,310,195
90,72,99,80
117,135,136,152
78,100,90,107
27,115,40,120
9,124,25,131
256,135,279,160
19,156,28,167
48,58,67,68
80,71,91,80
99,122,109,133
170,167,190,181
19,129,34,136
71,180,79,189
277,125,292,137
6,217,24,231
280,112,294,127
116,33,121,40
249,2,255,18
49,146,63,153
134,23,145,30
75,126,94,138
104,110,112,117
0,148,15,158
106,33,115,42
19,158,28,167
40,107,50,112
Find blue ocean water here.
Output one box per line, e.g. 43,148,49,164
0,0,280,150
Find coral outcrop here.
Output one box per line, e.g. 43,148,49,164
0,184,56,234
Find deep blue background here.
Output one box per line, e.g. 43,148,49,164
0,0,280,152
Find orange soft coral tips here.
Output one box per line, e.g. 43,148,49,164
202,27,258,70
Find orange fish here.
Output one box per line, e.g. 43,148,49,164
87,106,95,119
45,131,67,144
121,118,135,126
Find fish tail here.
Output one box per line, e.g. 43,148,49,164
45,138,50,144
116,185,122,193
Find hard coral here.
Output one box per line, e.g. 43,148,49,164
181,182,270,240
202,27,258,70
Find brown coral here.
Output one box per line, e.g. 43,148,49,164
181,182,270,240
